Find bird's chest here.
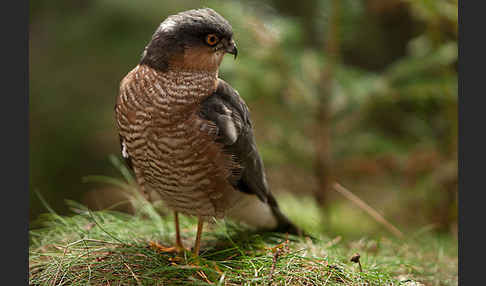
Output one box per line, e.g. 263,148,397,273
143,73,217,160
142,102,229,217
135,73,223,179
118,66,235,216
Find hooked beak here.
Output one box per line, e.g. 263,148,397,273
225,39,238,59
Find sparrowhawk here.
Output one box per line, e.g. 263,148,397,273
115,8,300,256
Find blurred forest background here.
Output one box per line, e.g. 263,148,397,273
29,0,457,238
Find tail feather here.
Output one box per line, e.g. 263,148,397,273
266,193,302,235
226,192,302,236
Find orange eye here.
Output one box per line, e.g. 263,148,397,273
205,34,219,46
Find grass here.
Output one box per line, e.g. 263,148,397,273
29,201,457,285
29,158,457,285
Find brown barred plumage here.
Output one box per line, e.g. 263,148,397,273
116,65,241,218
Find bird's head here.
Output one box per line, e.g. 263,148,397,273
140,8,237,73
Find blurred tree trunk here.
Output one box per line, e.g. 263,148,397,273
269,0,340,224
313,0,340,220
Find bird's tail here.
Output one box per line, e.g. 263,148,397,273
225,192,302,235
266,193,302,235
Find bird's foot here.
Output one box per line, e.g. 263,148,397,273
149,241,188,254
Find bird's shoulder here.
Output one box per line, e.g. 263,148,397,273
198,79,252,145
214,79,251,125
199,79,272,203
116,66,140,110
118,65,154,93
120,65,141,89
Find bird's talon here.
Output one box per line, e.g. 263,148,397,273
175,245,190,253
149,241,185,254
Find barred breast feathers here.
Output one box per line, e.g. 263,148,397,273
115,64,241,218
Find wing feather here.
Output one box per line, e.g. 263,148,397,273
198,79,270,203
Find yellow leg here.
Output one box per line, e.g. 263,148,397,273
193,216,204,257
174,211,184,251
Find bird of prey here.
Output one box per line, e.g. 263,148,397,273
115,8,300,256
